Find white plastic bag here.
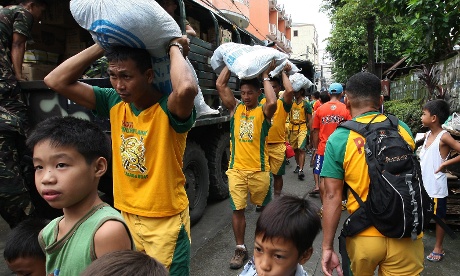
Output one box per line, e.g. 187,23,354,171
70,0,182,57
443,112,460,132
211,42,298,79
289,73,312,92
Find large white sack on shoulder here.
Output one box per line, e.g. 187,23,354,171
70,0,181,57
269,60,300,77
303,78,313,90
211,43,289,79
289,73,311,92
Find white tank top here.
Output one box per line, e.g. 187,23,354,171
419,130,449,198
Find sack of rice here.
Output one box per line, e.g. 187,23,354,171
211,42,298,79
289,73,312,92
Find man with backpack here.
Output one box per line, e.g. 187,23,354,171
320,72,424,276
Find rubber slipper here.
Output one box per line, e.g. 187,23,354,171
426,251,445,262
309,189,320,195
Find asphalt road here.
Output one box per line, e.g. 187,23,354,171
1,156,460,275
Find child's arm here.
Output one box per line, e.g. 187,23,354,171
437,132,460,173
93,220,132,258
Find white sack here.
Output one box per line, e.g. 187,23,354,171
289,73,312,92
70,0,182,57
211,42,299,79
71,0,183,96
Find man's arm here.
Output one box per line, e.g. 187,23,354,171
44,44,105,110
216,66,237,116
94,220,132,258
11,32,28,81
262,62,277,120
281,64,294,105
166,36,198,120
321,177,344,276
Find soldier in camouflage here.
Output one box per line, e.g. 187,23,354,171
0,0,46,228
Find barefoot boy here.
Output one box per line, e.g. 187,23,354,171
26,116,134,275
420,99,460,262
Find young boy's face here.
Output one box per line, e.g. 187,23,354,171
6,256,46,276
32,140,103,210
421,109,434,127
253,234,312,276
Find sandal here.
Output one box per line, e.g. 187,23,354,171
426,251,445,262
309,189,320,195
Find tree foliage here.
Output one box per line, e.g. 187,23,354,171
324,0,409,83
324,0,460,83
375,0,460,64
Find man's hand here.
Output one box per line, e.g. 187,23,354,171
262,60,276,78
322,248,344,276
170,35,190,57
283,62,292,73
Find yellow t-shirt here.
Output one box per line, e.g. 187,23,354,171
260,98,292,143
229,102,270,171
289,98,311,132
93,87,196,217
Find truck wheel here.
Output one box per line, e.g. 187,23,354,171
183,141,210,225
205,132,230,200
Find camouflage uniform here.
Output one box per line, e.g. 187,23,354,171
0,5,35,228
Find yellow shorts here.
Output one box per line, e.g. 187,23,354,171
122,208,191,275
227,169,271,210
346,236,423,276
267,143,286,175
289,129,307,150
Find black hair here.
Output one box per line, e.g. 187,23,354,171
4,218,48,262
423,99,450,124
255,194,321,257
240,78,260,90
294,88,305,96
313,91,320,99
81,250,168,276
105,46,152,74
269,76,281,86
20,0,48,6
26,116,111,165
345,72,381,108
319,90,330,103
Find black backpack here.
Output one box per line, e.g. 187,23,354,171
340,114,434,239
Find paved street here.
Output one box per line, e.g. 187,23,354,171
1,156,460,275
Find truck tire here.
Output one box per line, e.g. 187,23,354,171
183,141,210,225
205,132,230,200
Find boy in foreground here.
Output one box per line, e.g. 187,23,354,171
26,116,134,275
4,218,48,276
239,195,321,275
419,99,460,262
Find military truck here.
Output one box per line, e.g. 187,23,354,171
18,0,315,224
18,0,266,224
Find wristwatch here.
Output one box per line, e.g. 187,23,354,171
168,42,183,56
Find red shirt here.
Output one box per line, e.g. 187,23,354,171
313,100,322,112
312,101,351,155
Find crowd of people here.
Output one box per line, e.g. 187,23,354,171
0,1,458,276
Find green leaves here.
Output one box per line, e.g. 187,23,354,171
324,0,460,81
